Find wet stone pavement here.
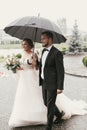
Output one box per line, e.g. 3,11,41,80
0,70,87,130
64,53,87,77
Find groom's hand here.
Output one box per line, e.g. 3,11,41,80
31,54,39,70
57,89,63,94
30,57,36,66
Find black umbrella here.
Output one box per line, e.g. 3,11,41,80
4,16,66,44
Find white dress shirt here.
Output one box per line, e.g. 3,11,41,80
41,45,53,79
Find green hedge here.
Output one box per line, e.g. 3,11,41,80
82,56,87,67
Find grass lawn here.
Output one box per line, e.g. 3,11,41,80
0,44,21,49
0,57,5,63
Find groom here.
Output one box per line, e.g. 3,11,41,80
34,31,65,130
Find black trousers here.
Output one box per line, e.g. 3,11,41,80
42,80,61,129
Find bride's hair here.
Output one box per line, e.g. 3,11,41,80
23,38,34,49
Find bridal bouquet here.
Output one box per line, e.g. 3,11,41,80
5,54,23,73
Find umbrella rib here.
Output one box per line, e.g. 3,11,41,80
4,16,66,43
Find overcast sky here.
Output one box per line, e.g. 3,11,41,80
0,0,87,32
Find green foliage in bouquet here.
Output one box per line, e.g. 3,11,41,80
16,53,22,59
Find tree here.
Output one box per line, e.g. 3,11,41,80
69,20,82,54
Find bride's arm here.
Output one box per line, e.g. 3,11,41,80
26,59,32,65
20,54,32,66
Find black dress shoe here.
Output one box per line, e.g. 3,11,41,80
54,112,64,124
54,117,63,124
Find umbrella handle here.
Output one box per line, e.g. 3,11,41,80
32,47,35,53
33,28,38,53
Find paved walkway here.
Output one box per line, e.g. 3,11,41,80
0,73,87,130
64,53,87,78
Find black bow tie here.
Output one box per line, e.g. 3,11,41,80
43,48,49,52
42,48,49,55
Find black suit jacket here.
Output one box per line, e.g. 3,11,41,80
39,46,65,90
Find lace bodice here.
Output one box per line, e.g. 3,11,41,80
20,51,33,70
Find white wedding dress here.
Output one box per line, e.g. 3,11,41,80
9,52,87,127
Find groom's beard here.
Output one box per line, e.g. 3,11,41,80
42,43,49,47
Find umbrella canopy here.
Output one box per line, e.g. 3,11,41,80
4,16,66,43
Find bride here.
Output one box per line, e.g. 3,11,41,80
9,38,87,127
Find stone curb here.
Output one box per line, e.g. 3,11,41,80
65,72,87,78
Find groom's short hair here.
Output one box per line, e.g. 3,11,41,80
41,31,53,41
